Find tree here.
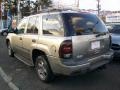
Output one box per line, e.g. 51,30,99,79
19,0,52,17
1,0,18,16
11,0,18,15
20,0,31,17
2,0,52,17
40,0,52,9
34,0,52,12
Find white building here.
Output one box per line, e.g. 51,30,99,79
106,12,120,23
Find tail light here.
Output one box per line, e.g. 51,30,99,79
59,40,72,59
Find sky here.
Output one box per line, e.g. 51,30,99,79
52,0,120,11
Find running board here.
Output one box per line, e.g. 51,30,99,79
14,54,33,66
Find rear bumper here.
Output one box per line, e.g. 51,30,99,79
48,50,113,75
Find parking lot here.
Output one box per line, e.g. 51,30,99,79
0,35,120,90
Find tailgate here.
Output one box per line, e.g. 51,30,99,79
72,34,110,61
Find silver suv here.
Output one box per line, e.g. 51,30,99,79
6,10,113,82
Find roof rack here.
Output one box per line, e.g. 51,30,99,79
36,8,80,14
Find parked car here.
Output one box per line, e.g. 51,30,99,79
0,28,8,36
6,10,113,82
106,23,120,58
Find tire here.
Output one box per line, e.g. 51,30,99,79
3,32,7,36
8,42,14,57
35,55,54,82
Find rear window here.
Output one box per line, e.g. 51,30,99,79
62,13,108,36
107,24,120,34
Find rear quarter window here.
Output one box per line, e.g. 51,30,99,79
42,14,64,36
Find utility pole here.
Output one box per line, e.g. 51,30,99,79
0,1,4,28
97,0,101,17
0,1,2,29
7,0,12,28
0,1,1,18
76,0,79,9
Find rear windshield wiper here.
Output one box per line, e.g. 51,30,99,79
96,32,107,37
92,21,99,29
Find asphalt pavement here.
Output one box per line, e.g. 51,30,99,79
0,75,11,90
0,35,120,90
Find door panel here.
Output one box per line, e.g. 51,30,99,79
22,35,38,59
12,35,23,56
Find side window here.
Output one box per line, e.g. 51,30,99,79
42,14,64,36
26,17,38,34
34,16,39,34
17,18,28,34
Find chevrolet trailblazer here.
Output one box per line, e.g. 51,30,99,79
6,10,113,82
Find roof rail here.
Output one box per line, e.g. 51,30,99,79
36,8,80,14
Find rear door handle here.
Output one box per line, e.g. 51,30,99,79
32,39,36,43
19,37,22,40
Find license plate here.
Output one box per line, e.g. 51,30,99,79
91,41,100,50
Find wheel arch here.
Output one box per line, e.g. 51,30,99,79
6,39,10,47
32,49,49,66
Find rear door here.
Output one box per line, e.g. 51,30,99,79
62,13,110,61
22,16,40,60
